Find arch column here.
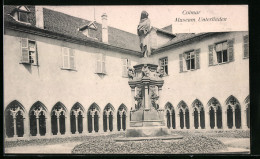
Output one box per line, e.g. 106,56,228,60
23,113,30,138
13,116,18,137
65,114,71,136
176,112,180,129
232,109,236,129
169,112,172,129
183,112,186,129
98,115,103,133
45,116,51,137
222,110,228,129
206,111,211,130
190,111,194,130
198,111,201,129
214,109,217,130
83,115,88,134
242,109,248,129
57,116,61,135
119,111,123,131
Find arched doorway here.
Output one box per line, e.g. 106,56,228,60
70,103,84,134
117,104,127,131
5,100,26,138
208,98,222,129
165,102,175,129
29,101,47,136
103,104,115,132
226,96,241,129
87,103,100,133
192,99,205,129
178,101,189,129
51,102,67,135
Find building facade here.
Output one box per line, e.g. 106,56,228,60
4,6,249,140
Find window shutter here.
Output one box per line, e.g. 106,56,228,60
69,48,75,69
62,47,69,69
102,54,106,73
243,35,249,58
208,45,214,66
195,49,200,69
182,53,187,71
33,41,39,66
179,54,183,72
122,59,128,77
21,38,29,63
227,39,234,62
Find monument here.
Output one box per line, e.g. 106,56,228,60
125,11,170,138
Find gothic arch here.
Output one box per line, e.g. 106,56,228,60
177,100,189,129
118,103,128,112
5,100,27,138
207,97,222,129
225,95,241,129
177,100,189,111
51,102,67,135
51,102,67,116
87,103,100,133
117,104,127,131
103,103,115,132
70,102,85,134
29,101,48,136
165,102,175,129
88,102,101,113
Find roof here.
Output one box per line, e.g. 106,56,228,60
161,24,172,33
4,5,141,53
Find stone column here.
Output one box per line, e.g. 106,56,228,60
75,116,79,134
169,113,172,129
232,109,236,129
222,110,228,130
113,115,117,132
36,116,40,136
198,112,201,129
23,113,30,138
83,115,88,134
242,109,247,129
98,114,103,133
65,114,71,136
190,111,195,130
183,112,186,129
45,116,51,137
106,114,109,132
91,113,95,133
130,86,135,110
214,109,217,130
144,84,149,110
206,111,211,130
57,116,60,135
176,112,181,129
13,116,17,137
158,86,162,109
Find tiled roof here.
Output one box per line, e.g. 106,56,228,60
161,24,172,33
4,5,141,52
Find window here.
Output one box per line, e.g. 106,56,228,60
122,59,131,77
61,47,76,70
96,53,106,74
179,49,200,72
243,35,249,58
18,11,29,23
20,38,38,65
185,51,195,70
159,57,168,75
208,39,234,66
216,41,228,63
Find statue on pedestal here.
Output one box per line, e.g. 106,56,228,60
128,67,135,80
137,11,151,57
134,86,143,110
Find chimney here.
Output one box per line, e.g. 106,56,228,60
101,13,108,43
35,6,44,29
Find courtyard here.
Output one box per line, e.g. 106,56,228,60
4,130,250,154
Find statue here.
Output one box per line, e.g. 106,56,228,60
137,11,151,57
141,65,150,77
156,66,164,78
128,67,135,80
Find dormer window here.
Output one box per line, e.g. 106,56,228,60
10,6,31,23
78,21,98,39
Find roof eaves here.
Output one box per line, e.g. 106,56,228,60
5,21,142,57
152,32,220,54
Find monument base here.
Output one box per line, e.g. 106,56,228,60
126,126,170,137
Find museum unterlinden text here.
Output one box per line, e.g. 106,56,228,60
4,6,249,140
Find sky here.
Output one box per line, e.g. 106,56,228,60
43,5,248,34
43,5,175,35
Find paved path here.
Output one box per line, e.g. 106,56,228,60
5,142,82,154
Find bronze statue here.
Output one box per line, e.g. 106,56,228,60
137,11,151,57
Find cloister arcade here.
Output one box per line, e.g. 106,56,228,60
4,95,250,140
